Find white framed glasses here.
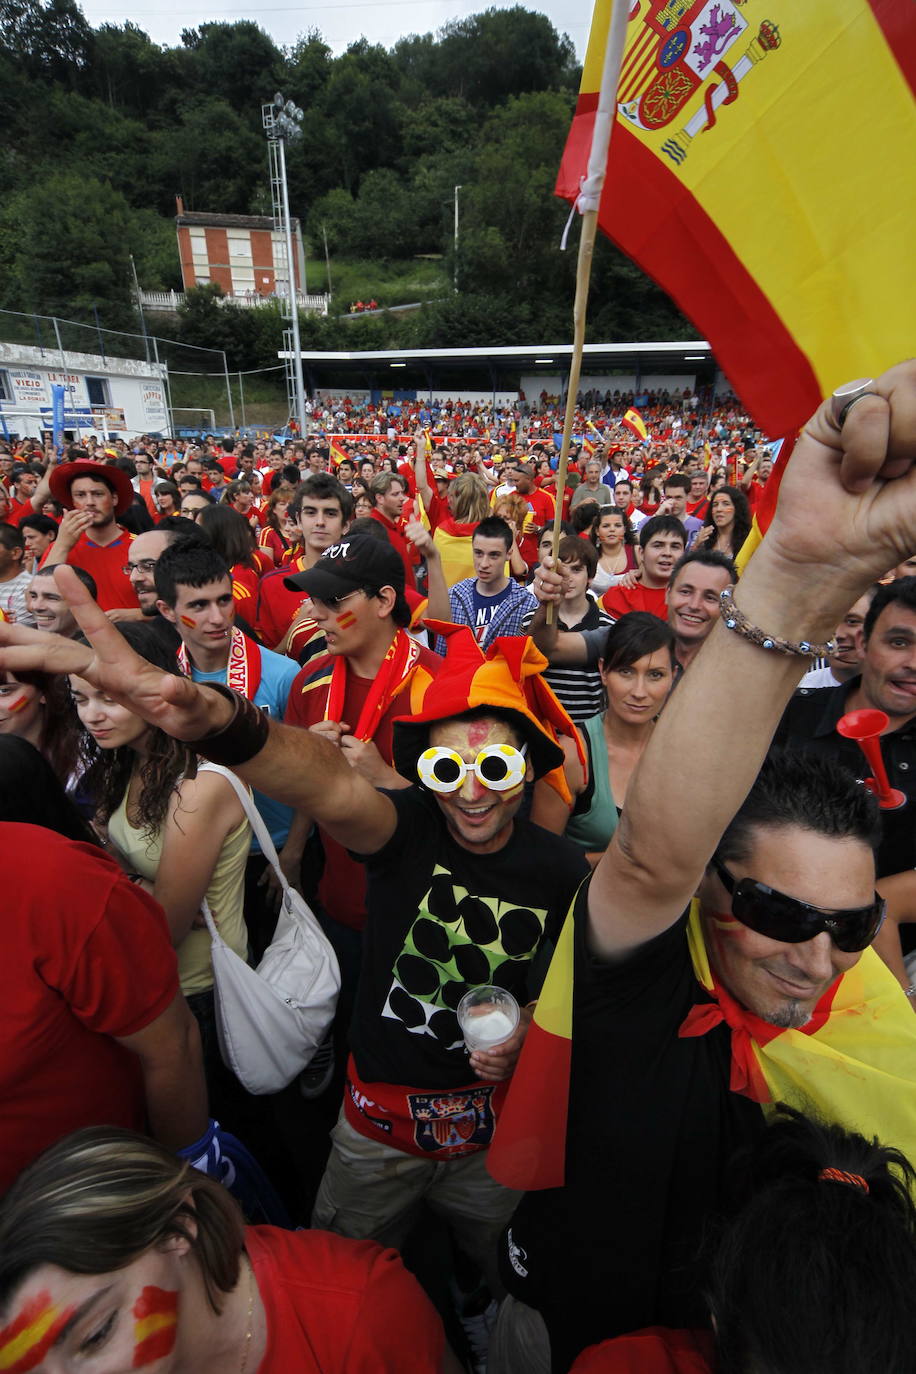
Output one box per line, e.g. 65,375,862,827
417,743,528,794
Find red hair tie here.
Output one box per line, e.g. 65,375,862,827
818,1167,869,1194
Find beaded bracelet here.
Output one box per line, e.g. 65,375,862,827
190,682,271,766
719,586,837,659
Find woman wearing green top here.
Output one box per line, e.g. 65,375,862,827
533,614,676,862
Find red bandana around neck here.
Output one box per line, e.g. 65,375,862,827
324,628,420,740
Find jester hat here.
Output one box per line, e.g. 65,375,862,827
392,621,585,803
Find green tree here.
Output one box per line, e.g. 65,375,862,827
179,21,284,118
0,0,91,85
148,97,265,213
0,171,135,326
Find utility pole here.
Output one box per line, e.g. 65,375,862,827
453,185,462,294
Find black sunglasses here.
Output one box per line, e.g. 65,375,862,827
711,856,884,954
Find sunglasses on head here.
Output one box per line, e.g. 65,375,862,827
418,744,528,794
711,856,884,953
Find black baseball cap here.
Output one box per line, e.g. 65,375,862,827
284,534,406,607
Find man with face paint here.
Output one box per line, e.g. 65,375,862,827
154,540,302,961
0,562,587,1338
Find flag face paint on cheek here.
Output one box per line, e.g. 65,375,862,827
0,1292,76,1373
179,615,197,628
132,1287,178,1368
335,610,357,628
5,694,28,715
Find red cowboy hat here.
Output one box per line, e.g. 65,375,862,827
49,460,135,517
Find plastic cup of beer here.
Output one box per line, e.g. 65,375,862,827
458,986,520,1052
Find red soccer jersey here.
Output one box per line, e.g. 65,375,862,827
601,582,669,622
246,1226,444,1372
256,555,310,649
56,530,138,612
517,487,556,565
369,508,418,588
0,826,180,1192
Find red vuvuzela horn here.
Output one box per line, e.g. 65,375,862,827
836,709,907,810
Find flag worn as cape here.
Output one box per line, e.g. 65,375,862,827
488,895,916,1192
557,1,916,436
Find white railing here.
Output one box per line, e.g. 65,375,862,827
136,289,329,316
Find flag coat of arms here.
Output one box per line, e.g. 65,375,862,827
557,0,916,436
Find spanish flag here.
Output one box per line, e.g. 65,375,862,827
489,893,916,1192
557,1,916,436
621,407,647,442
329,437,349,466
0,1296,76,1374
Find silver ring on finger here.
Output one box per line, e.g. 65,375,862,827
830,377,877,429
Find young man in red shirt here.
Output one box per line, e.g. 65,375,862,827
44,461,138,613
256,474,353,651
511,463,555,567
601,516,686,622
368,471,416,590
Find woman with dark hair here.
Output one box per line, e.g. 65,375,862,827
0,1126,456,1374
0,735,97,842
588,505,637,595
257,490,293,567
70,621,250,1112
570,1106,916,1374
0,667,81,786
533,614,675,859
694,484,751,561
196,502,266,623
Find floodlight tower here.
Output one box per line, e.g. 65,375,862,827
263,92,307,438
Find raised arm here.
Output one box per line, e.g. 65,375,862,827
0,570,399,856
587,363,916,959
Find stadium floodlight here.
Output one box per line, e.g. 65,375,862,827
263,92,307,436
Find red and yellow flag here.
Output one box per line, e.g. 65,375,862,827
622,406,647,441
328,437,349,466
734,435,792,572
557,2,916,436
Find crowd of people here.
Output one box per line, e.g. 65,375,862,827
1,363,915,1374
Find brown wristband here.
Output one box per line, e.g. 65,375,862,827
190,683,270,766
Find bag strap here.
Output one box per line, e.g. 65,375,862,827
198,763,291,896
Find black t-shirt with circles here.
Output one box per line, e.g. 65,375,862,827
351,786,588,1089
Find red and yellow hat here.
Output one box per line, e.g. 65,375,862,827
392,622,584,803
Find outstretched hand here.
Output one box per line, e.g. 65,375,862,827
0,566,228,741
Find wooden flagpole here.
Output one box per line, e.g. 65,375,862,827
547,0,631,622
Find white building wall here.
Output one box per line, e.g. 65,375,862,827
0,343,170,438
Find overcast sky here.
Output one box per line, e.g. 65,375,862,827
77,0,589,60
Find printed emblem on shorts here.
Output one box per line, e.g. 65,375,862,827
408,1086,497,1153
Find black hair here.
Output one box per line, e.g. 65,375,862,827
196,503,255,569
590,505,635,549
118,498,155,536
473,515,513,551
290,472,354,523
346,516,389,543
663,472,691,493
702,483,752,553
863,576,916,643
669,548,737,587
557,534,597,578
153,540,231,607
31,563,97,599
638,513,687,550
571,500,601,534
156,516,209,544
0,736,98,844
708,1105,916,1374
716,750,881,864
17,513,58,538
0,521,24,553
600,611,677,672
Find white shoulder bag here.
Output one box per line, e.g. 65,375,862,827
199,766,341,1095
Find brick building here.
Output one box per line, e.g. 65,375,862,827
175,196,307,301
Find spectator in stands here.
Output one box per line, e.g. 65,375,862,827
601,516,687,622
445,516,537,650
0,523,34,624
588,505,638,596
18,513,57,572
694,484,751,560
521,535,613,722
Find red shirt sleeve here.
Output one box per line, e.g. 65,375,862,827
44,847,179,1039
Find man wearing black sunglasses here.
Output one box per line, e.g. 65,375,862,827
489,364,916,1372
